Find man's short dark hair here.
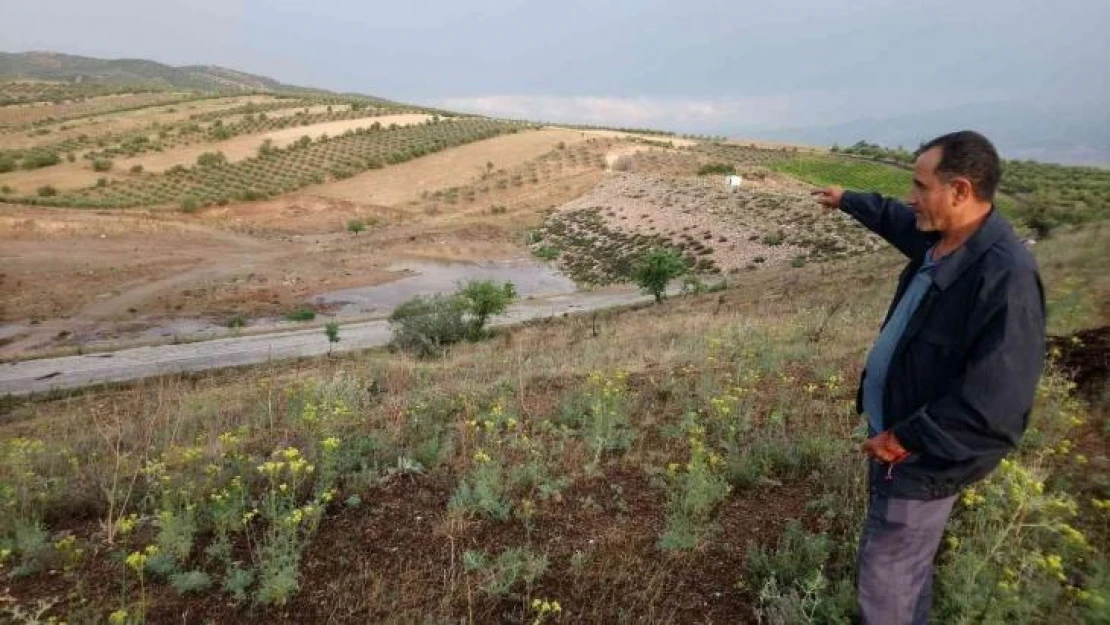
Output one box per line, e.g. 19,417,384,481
915,130,1001,201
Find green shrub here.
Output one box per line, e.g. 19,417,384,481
346,219,365,235
324,322,340,354
257,139,276,158
659,414,732,550
36,185,57,197
745,520,856,624
21,152,60,170
0,156,14,173
0,185,12,194
180,196,198,213
92,158,113,172
533,246,559,261
285,309,316,322
388,294,469,358
130,164,144,174
210,125,233,140
632,247,686,303
169,570,212,596
762,231,785,246
451,456,512,520
196,151,228,168
462,547,549,598
934,458,1094,623
697,162,736,176
223,565,254,602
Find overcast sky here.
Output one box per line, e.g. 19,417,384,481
2,0,1108,134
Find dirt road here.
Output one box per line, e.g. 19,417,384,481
0,286,678,396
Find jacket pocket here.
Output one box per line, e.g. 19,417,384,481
903,327,961,402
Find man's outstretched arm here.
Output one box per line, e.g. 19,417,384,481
813,187,931,259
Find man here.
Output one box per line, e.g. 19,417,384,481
812,130,1046,624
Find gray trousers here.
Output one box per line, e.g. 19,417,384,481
857,490,957,625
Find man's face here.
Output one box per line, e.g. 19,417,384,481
909,147,955,232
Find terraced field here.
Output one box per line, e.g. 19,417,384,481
0,91,201,128
531,161,882,285
3,118,534,208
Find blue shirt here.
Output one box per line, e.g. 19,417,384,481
863,248,943,436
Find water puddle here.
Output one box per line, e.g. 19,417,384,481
0,324,27,342
3,259,578,358
313,258,577,316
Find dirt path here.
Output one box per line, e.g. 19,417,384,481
0,285,692,396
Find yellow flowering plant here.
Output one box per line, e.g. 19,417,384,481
937,457,1093,621
658,411,732,550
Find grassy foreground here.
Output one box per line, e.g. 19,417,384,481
0,227,1107,624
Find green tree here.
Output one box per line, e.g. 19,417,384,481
324,322,340,354
459,280,517,337
196,151,227,168
632,248,687,303
92,158,113,172
697,163,736,176
346,219,366,235
257,139,276,158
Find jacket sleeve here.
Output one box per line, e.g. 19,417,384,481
839,191,931,259
890,269,1046,461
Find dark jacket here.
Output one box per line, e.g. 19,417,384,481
840,191,1046,500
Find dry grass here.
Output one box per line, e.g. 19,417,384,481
0,227,1104,624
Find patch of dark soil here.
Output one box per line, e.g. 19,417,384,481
1048,325,1109,400
6,461,819,625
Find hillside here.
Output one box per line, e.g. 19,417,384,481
0,51,324,94
0,53,1108,623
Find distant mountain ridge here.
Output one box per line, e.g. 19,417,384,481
0,51,325,94
747,101,1110,167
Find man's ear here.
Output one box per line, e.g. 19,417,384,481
951,177,974,205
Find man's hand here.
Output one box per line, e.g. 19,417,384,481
862,430,910,463
811,186,844,209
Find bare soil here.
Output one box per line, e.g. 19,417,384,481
3,463,818,624
0,138,620,358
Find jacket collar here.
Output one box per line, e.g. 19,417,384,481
931,207,1012,291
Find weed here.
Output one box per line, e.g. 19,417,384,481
745,520,855,624
659,412,731,550
169,569,212,595
464,546,549,599
285,309,316,322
